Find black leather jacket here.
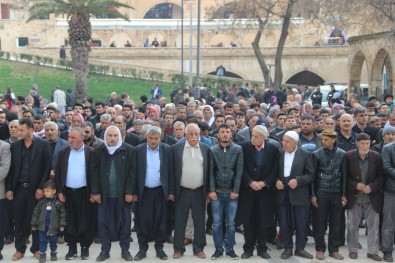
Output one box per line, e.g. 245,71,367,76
312,147,347,196
209,142,243,193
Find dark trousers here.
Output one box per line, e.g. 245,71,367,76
4,198,14,241
0,199,4,252
13,185,38,253
39,231,57,254
174,187,206,254
206,203,212,229
166,201,175,236
64,187,93,249
243,196,269,253
98,198,131,254
313,192,342,253
136,187,167,252
277,202,309,250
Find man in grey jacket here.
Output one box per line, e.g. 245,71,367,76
381,141,395,262
0,139,11,260
208,124,243,260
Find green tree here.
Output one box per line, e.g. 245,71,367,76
27,0,133,99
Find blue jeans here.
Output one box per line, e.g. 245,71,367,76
211,192,238,252
39,231,57,254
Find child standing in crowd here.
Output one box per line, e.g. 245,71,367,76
31,180,66,263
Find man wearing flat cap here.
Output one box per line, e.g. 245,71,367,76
311,129,347,261
275,131,314,260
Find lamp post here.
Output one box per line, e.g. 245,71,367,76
195,0,201,98
181,0,184,88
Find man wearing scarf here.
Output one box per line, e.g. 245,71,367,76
90,126,136,262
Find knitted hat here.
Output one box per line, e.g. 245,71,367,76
383,126,395,137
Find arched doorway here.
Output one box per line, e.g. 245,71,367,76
372,48,393,95
143,3,182,19
349,51,369,97
285,70,325,86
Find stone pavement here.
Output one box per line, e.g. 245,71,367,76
1,228,377,263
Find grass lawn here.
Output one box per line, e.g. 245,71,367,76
0,59,176,104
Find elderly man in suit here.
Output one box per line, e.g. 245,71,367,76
134,126,174,261
172,123,210,259
236,125,279,260
44,121,68,180
346,133,383,261
275,131,314,260
6,118,51,261
0,139,11,260
55,127,94,260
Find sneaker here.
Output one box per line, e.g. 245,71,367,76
211,249,224,260
39,253,46,263
81,247,89,260
156,250,168,260
50,251,57,261
96,252,110,262
226,250,239,260
65,249,77,260
384,252,393,262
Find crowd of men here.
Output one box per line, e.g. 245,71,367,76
1,83,395,262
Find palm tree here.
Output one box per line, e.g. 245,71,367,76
27,0,133,99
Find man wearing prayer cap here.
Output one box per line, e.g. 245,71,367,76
311,129,347,261
90,126,136,261
275,131,314,260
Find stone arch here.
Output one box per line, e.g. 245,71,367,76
371,48,393,96
175,34,197,47
207,70,244,79
212,1,247,19
349,51,368,96
142,2,182,19
285,70,326,86
209,34,231,47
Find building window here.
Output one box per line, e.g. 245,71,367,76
17,37,28,47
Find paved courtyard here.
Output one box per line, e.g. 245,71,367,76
1,227,376,263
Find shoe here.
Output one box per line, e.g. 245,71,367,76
5,239,13,245
276,239,284,250
194,251,206,259
330,251,344,260
81,247,89,260
211,249,224,260
257,250,270,259
12,251,24,261
384,252,393,262
316,251,325,260
226,250,239,260
134,250,146,261
96,252,110,262
65,248,77,260
295,249,313,259
368,253,383,261
236,225,244,234
173,251,184,259
121,251,133,261
156,250,168,260
205,228,213,236
281,249,293,259
349,252,358,259
39,253,46,263
93,237,101,244
57,237,64,244
184,237,192,246
166,235,174,244
240,251,253,259
50,251,57,261
34,251,41,259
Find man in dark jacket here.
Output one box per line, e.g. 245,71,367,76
381,138,395,262
311,85,323,106
208,124,243,260
90,126,136,262
236,125,279,260
275,131,314,260
311,129,347,261
345,133,383,261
